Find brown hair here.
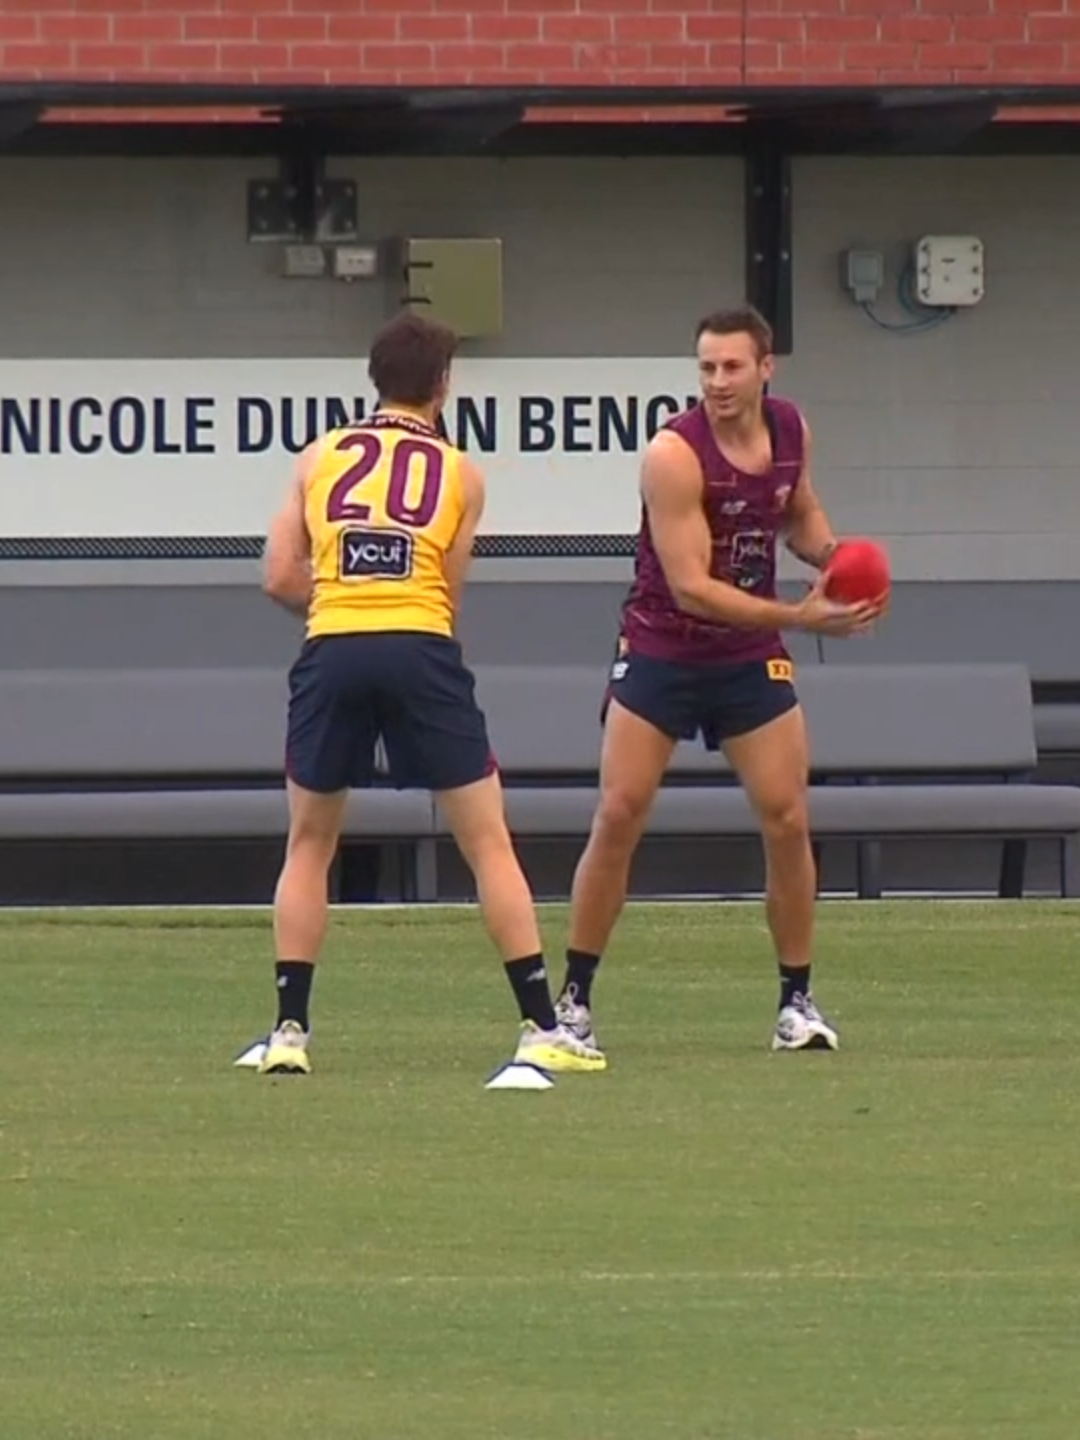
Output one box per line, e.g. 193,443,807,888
368,311,459,406
695,305,773,360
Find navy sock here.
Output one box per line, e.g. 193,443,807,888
779,963,811,1011
504,954,557,1030
562,949,601,1007
275,961,314,1031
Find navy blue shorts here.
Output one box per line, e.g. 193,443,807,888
603,642,799,750
285,632,495,794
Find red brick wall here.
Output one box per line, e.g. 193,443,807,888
1,1,1077,88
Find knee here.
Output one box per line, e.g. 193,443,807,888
759,795,810,847
461,824,516,874
592,786,652,850
450,802,518,876
286,826,339,868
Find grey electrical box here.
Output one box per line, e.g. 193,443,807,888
401,237,503,338
841,248,885,304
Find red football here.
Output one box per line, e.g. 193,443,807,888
823,538,891,605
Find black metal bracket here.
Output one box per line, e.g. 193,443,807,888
744,131,793,356
0,102,42,147
246,147,357,243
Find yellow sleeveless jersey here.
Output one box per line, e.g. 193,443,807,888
303,412,466,639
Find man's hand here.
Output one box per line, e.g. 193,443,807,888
792,572,884,637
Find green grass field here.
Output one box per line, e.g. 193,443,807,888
3,899,1079,1440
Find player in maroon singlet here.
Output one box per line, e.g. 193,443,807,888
554,305,884,1056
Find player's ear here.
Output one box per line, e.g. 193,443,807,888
760,352,776,384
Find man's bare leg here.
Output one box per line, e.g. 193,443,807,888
557,701,675,1033
723,705,837,1051
436,769,606,1071
261,780,348,1073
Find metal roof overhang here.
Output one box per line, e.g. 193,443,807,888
3,81,1080,157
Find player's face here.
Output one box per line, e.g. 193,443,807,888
697,330,774,424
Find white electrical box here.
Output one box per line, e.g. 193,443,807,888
332,244,380,281
914,234,985,307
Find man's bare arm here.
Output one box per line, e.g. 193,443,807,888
641,432,807,631
442,454,486,615
783,419,839,570
263,442,319,614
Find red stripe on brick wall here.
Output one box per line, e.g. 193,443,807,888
3,2,1080,96
745,0,1080,85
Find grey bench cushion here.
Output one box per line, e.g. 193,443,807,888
0,668,436,846
473,661,1039,778
1034,704,1080,754
795,662,1037,774
440,782,1080,839
0,659,1039,785
0,787,433,840
807,783,1080,835
0,668,289,779
474,664,608,774
456,657,1080,900
0,662,1067,859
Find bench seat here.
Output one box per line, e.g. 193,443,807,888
449,660,1080,899
1034,703,1080,756
0,667,437,899
1,659,1078,903
482,781,1080,845
0,786,433,840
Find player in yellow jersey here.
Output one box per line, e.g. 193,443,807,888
255,312,605,1078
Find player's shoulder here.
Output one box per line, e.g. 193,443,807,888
640,425,704,503
644,415,703,467
294,432,338,485
454,447,485,504
763,391,803,416
764,393,809,433
432,428,466,461
646,403,709,460
305,425,355,460
396,421,466,468
658,400,706,437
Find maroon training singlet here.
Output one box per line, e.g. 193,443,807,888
620,395,805,666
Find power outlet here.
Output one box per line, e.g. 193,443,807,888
841,248,885,304
283,244,326,278
332,245,380,281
